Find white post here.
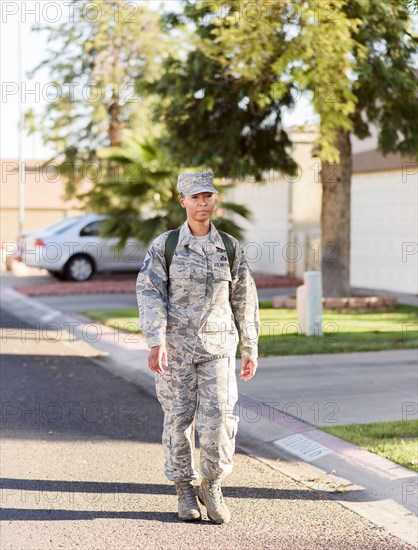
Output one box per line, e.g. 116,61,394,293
304,271,323,337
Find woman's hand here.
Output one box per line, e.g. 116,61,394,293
240,358,258,381
148,345,168,375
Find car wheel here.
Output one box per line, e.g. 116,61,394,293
64,254,94,282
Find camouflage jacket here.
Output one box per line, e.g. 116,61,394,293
136,220,260,363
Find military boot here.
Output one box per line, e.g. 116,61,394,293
198,478,231,524
174,481,201,521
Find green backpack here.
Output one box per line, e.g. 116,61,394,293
164,227,235,271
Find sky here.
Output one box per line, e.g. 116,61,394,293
1,0,317,160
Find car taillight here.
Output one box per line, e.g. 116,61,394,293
34,238,45,247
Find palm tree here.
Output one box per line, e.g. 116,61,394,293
89,131,252,247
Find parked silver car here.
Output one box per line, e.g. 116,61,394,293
20,214,146,281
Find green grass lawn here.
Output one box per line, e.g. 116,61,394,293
81,303,417,357
256,302,418,356
320,420,418,472
81,308,141,333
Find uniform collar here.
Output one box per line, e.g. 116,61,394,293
178,220,226,253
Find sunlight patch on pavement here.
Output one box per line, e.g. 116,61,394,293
0,328,108,357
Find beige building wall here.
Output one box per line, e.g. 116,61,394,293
1,159,90,246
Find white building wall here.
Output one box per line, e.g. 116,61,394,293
286,135,322,278
351,170,418,294
351,124,380,154
225,124,417,295
227,176,290,275
226,127,321,277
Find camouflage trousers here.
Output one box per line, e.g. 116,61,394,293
155,355,239,482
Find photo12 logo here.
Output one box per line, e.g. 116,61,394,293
1,1,144,24
2,81,139,105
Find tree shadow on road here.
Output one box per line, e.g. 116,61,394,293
0,507,182,522
0,476,333,523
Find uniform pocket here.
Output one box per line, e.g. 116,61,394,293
211,269,232,310
212,266,232,283
168,266,191,306
155,365,173,414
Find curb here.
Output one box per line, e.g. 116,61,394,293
1,286,417,547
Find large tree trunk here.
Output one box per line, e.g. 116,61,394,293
107,93,123,184
108,100,123,147
320,130,352,297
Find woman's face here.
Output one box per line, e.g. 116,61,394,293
180,192,216,223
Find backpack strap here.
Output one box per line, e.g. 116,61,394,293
218,230,235,271
164,228,180,271
164,227,235,272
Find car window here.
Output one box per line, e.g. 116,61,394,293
42,217,82,234
55,219,81,234
79,220,105,237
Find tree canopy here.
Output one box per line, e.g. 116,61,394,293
27,0,167,199
151,0,300,180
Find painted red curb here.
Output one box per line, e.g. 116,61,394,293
13,275,302,297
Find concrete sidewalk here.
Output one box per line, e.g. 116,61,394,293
1,286,417,546
237,349,418,426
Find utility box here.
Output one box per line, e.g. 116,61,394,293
297,271,323,336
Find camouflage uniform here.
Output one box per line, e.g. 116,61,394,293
136,210,259,483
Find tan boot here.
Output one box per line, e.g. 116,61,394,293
198,478,231,524
174,481,201,521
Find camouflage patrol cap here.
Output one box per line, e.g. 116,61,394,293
177,171,218,195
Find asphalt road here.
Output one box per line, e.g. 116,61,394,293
0,307,413,550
